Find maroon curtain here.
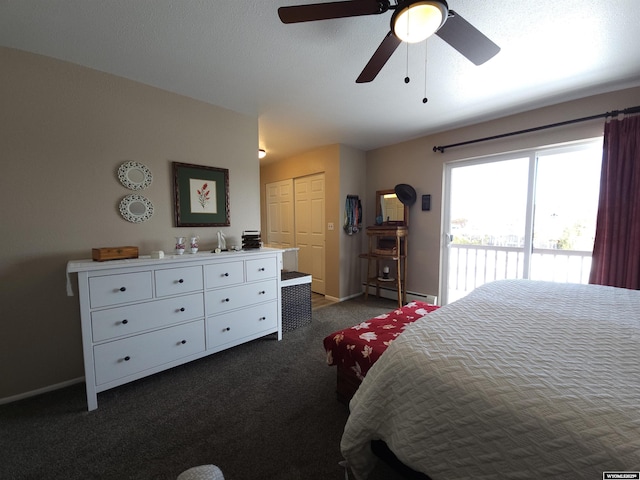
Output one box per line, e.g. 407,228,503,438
589,115,640,289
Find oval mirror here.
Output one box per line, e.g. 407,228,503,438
118,161,153,190
119,194,154,223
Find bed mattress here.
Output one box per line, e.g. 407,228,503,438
341,280,640,480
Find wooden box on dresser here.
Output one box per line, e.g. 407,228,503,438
67,248,283,411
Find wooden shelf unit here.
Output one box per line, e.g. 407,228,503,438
362,225,408,307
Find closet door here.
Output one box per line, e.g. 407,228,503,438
295,173,325,294
265,179,294,248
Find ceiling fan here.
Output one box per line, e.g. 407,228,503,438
278,0,500,83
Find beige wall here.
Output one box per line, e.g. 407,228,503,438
0,48,260,400
337,145,367,299
366,86,640,301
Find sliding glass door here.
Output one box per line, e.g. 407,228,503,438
529,145,603,283
442,139,602,305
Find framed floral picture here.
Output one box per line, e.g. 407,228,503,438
173,162,230,227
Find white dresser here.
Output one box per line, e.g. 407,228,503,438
67,248,283,411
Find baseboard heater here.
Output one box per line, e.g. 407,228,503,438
362,283,438,306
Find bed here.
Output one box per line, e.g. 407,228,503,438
341,280,640,480
323,301,440,404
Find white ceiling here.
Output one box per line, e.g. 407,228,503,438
2,0,640,163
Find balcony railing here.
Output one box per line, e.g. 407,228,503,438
448,244,592,303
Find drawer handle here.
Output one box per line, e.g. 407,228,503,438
119,287,127,292
259,316,266,321
180,339,187,345
123,356,131,362
121,319,129,325
178,279,184,283
258,267,265,271
179,307,185,312
259,290,266,295
223,273,229,277
223,298,230,303
224,327,231,332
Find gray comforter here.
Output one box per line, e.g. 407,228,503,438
341,280,640,479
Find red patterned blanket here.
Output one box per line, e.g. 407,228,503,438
323,301,440,383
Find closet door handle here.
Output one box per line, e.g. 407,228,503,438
121,319,129,325
178,279,184,284
119,287,127,292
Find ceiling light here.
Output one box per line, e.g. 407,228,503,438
258,149,266,159
391,0,448,44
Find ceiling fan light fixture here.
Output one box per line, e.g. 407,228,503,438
392,0,448,44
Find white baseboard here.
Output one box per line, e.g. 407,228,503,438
0,377,84,406
324,294,342,302
335,292,363,302
362,283,438,305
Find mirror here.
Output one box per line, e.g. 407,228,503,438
118,161,153,190
376,189,409,226
119,194,154,223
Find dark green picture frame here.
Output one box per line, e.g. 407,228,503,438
173,162,230,227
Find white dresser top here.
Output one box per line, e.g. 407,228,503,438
66,247,284,295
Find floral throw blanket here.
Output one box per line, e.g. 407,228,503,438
323,301,440,382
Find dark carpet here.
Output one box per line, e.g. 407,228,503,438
0,295,407,480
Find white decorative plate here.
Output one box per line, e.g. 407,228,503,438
118,161,153,190
119,194,154,223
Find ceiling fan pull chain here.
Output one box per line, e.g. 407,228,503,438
404,5,410,84
423,40,429,103
404,41,410,84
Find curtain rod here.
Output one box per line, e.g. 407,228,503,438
432,105,640,153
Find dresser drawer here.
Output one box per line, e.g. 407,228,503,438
91,293,204,342
205,280,277,314
155,265,203,297
207,301,277,349
93,320,205,386
246,257,278,282
204,261,244,289
89,272,153,308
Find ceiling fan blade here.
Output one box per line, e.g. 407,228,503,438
356,31,401,83
435,10,500,65
278,0,386,24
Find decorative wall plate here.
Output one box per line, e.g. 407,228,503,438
118,161,153,190
119,194,154,223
